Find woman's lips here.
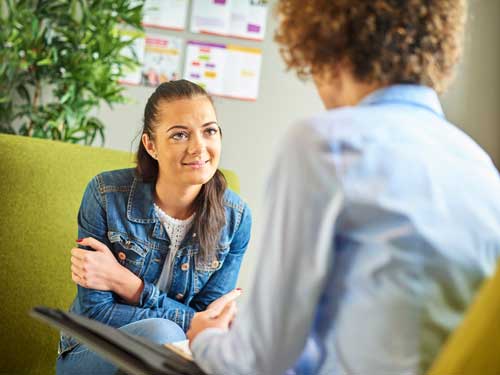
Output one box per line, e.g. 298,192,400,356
182,160,210,169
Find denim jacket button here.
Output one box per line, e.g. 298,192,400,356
175,293,184,300
211,260,219,268
181,263,189,271
118,252,126,261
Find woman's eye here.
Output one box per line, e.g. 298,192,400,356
172,132,188,141
205,127,218,136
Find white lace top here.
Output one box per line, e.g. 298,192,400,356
154,203,195,291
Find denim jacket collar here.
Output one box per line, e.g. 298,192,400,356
126,178,169,241
126,177,203,244
127,177,156,223
359,84,445,118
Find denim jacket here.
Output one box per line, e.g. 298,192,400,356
59,168,251,355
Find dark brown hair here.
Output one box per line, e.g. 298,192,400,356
136,80,227,259
274,0,466,93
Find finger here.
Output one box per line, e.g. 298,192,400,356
206,309,220,319
71,247,88,259
220,288,243,303
71,264,84,278
217,301,237,327
71,253,93,271
71,255,84,268
229,304,239,328
209,289,242,313
71,266,86,281
77,237,111,253
71,272,86,287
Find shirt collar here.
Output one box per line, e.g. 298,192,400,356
358,84,445,117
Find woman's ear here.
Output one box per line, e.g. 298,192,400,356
142,133,157,159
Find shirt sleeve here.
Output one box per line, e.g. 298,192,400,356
191,122,344,374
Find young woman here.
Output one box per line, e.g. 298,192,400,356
56,80,251,374
187,1,500,374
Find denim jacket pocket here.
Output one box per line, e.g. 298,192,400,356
108,231,148,276
194,244,230,273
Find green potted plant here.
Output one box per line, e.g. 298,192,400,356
0,0,144,145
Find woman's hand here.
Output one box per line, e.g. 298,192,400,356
206,288,242,315
186,288,242,346
71,237,144,304
187,301,237,346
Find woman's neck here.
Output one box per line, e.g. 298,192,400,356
313,66,384,109
154,178,202,220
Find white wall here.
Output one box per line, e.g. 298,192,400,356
95,0,500,291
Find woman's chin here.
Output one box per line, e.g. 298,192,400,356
184,169,216,186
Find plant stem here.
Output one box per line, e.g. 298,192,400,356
27,80,41,137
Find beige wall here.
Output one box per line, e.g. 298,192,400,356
441,0,500,168
96,0,500,290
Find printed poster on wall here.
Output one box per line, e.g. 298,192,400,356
142,0,189,31
184,40,262,100
118,29,146,86
223,45,262,100
190,0,268,41
141,34,183,86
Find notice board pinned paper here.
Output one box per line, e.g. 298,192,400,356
190,0,268,41
142,0,189,31
183,40,262,101
142,34,183,86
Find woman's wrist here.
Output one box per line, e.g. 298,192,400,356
111,266,144,305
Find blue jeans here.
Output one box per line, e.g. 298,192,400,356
56,318,186,375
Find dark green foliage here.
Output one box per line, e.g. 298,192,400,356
0,0,144,145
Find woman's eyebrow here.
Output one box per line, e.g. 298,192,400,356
166,122,217,132
201,121,218,127
166,125,188,132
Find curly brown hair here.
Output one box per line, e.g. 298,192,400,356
274,0,466,93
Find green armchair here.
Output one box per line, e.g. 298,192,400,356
0,134,239,374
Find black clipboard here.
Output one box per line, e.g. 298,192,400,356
30,306,206,375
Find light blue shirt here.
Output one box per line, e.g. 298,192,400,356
191,85,500,374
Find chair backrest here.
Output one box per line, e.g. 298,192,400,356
0,134,239,375
427,261,500,375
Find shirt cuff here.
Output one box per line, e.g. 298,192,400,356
191,327,227,371
137,280,159,309
169,309,195,332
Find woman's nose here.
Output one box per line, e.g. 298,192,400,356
187,135,205,155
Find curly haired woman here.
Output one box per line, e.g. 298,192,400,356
187,1,500,374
